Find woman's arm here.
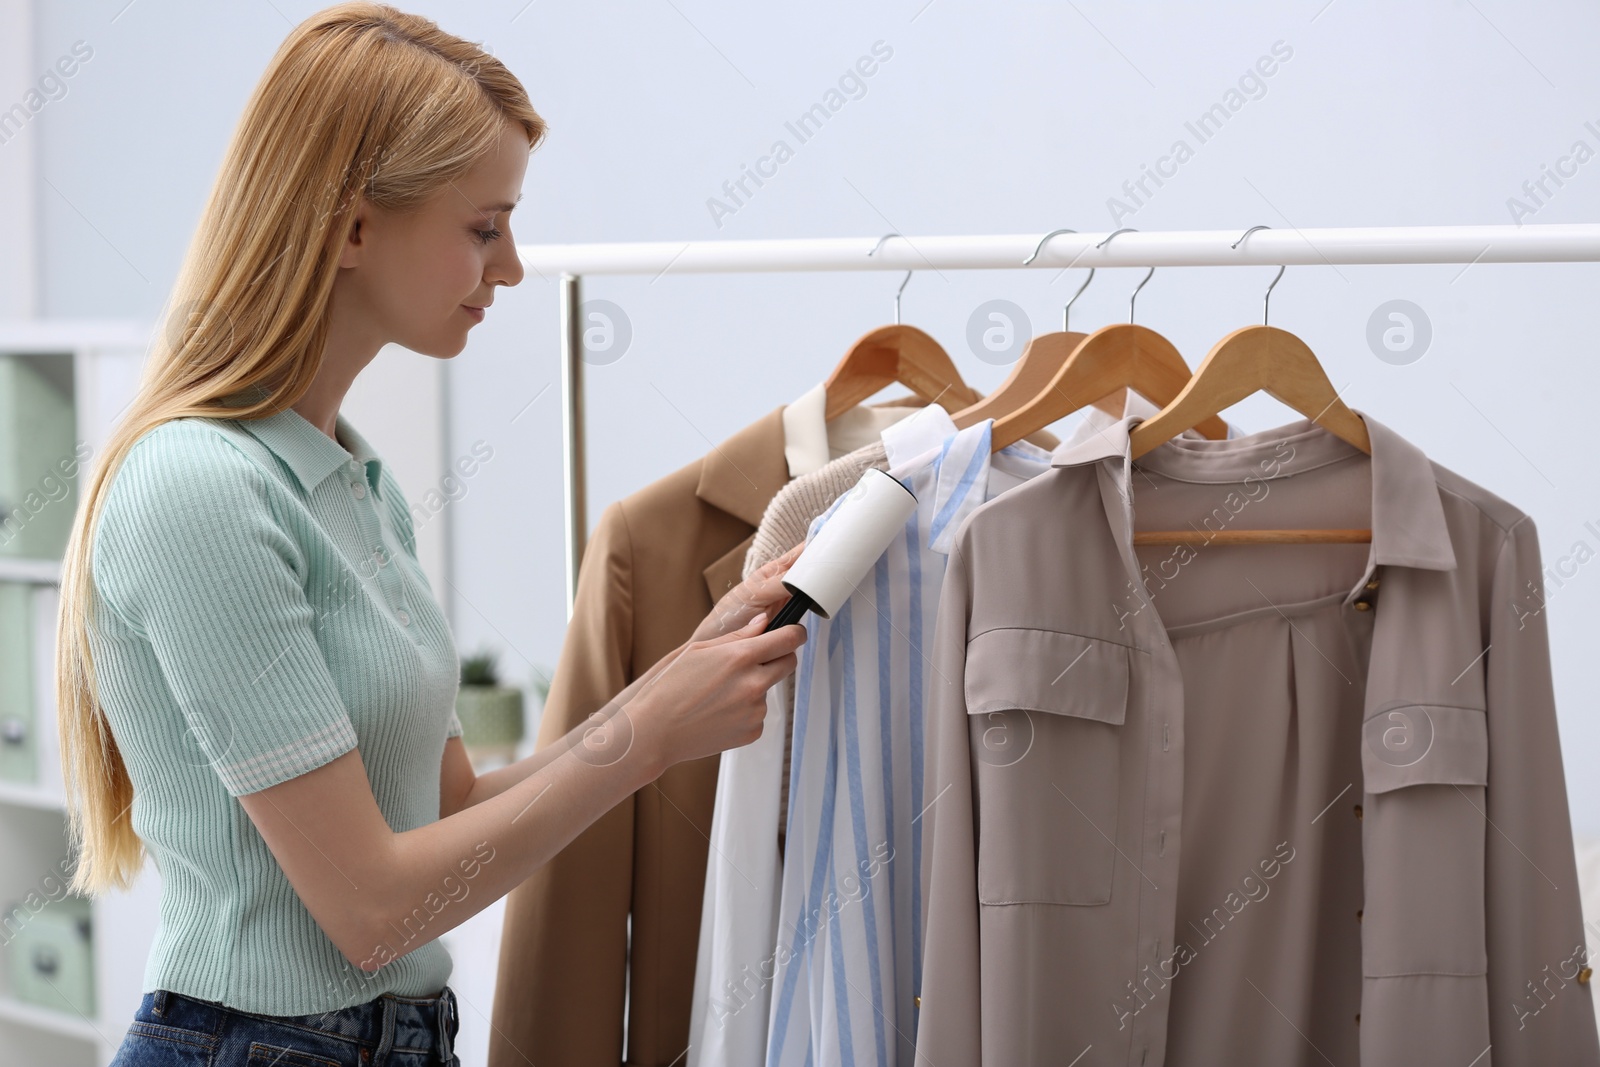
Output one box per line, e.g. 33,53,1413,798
241,614,805,972
440,634,687,817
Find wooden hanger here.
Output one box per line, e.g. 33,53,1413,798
951,230,1105,431
949,330,1096,427
824,322,982,418
1128,240,1372,546
824,241,981,419
988,228,1229,452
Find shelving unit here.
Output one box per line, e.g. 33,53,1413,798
0,778,70,813
0,320,160,1067
0,561,61,585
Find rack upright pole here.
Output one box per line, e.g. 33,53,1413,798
560,273,586,618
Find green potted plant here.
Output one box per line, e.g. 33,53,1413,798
456,647,525,770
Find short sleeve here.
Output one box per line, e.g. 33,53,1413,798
446,709,463,739
92,424,358,796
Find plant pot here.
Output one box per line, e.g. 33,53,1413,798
456,684,525,770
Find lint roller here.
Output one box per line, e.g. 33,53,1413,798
762,467,918,632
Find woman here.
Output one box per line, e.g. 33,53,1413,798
55,5,809,1065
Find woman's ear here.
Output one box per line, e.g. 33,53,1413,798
338,196,370,270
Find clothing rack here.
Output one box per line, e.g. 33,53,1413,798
515,223,1600,614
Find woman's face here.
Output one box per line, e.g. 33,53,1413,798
333,118,529,358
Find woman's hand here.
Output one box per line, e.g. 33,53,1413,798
630,611,809,773
689,541,805,644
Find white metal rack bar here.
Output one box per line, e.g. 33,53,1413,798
516,224,1600,611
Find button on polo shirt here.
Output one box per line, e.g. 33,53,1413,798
87,406,463,1017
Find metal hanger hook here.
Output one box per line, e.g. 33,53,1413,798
1126,267,1156,324
1095,228,1153,324
867,233,912,325
1023,228,1095,330
1231,224,1271,249
1232,225,1286,326
1023,227,1076,265
1261,265,1286,326
1064,268,1096,332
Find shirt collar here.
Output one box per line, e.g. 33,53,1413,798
1049,389,1243,460
879,390,1159,469
877,405,1054,554
1050,409,1456,571
876,393,1247,552
782,381,831,476
234,405,384,498
782,381,927,477
881,402,959,469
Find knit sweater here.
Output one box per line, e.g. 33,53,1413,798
86,408,462,1016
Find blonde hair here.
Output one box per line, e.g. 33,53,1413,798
56,2,546,895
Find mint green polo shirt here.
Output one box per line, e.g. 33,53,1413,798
87,405,463,1016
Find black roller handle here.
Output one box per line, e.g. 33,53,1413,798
762,587,818,633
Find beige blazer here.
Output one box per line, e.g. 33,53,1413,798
916,411,1598,1066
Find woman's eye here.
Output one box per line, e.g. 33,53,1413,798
475,227,504,244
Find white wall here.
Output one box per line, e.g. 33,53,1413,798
0,0,36,318
454,0,1599,825
30,0,1600,1061
344,352,451,591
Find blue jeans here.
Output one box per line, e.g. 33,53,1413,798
108,985,460,1066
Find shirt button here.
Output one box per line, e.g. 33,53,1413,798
352,481,367,499
373,548,387,566
1364,577,1381,591
1356,908,1363,923
1353,599,1372,611
396,608,411,626
1354,804,1364,820
1580,967,1594,985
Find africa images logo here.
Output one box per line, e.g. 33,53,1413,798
1363,704,1435,769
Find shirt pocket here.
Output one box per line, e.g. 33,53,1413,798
1360,702,1489,977
964,627,1129,906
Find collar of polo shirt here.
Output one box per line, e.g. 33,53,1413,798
235,405,385,499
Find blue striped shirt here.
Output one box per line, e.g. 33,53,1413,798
764,408,1053,1067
